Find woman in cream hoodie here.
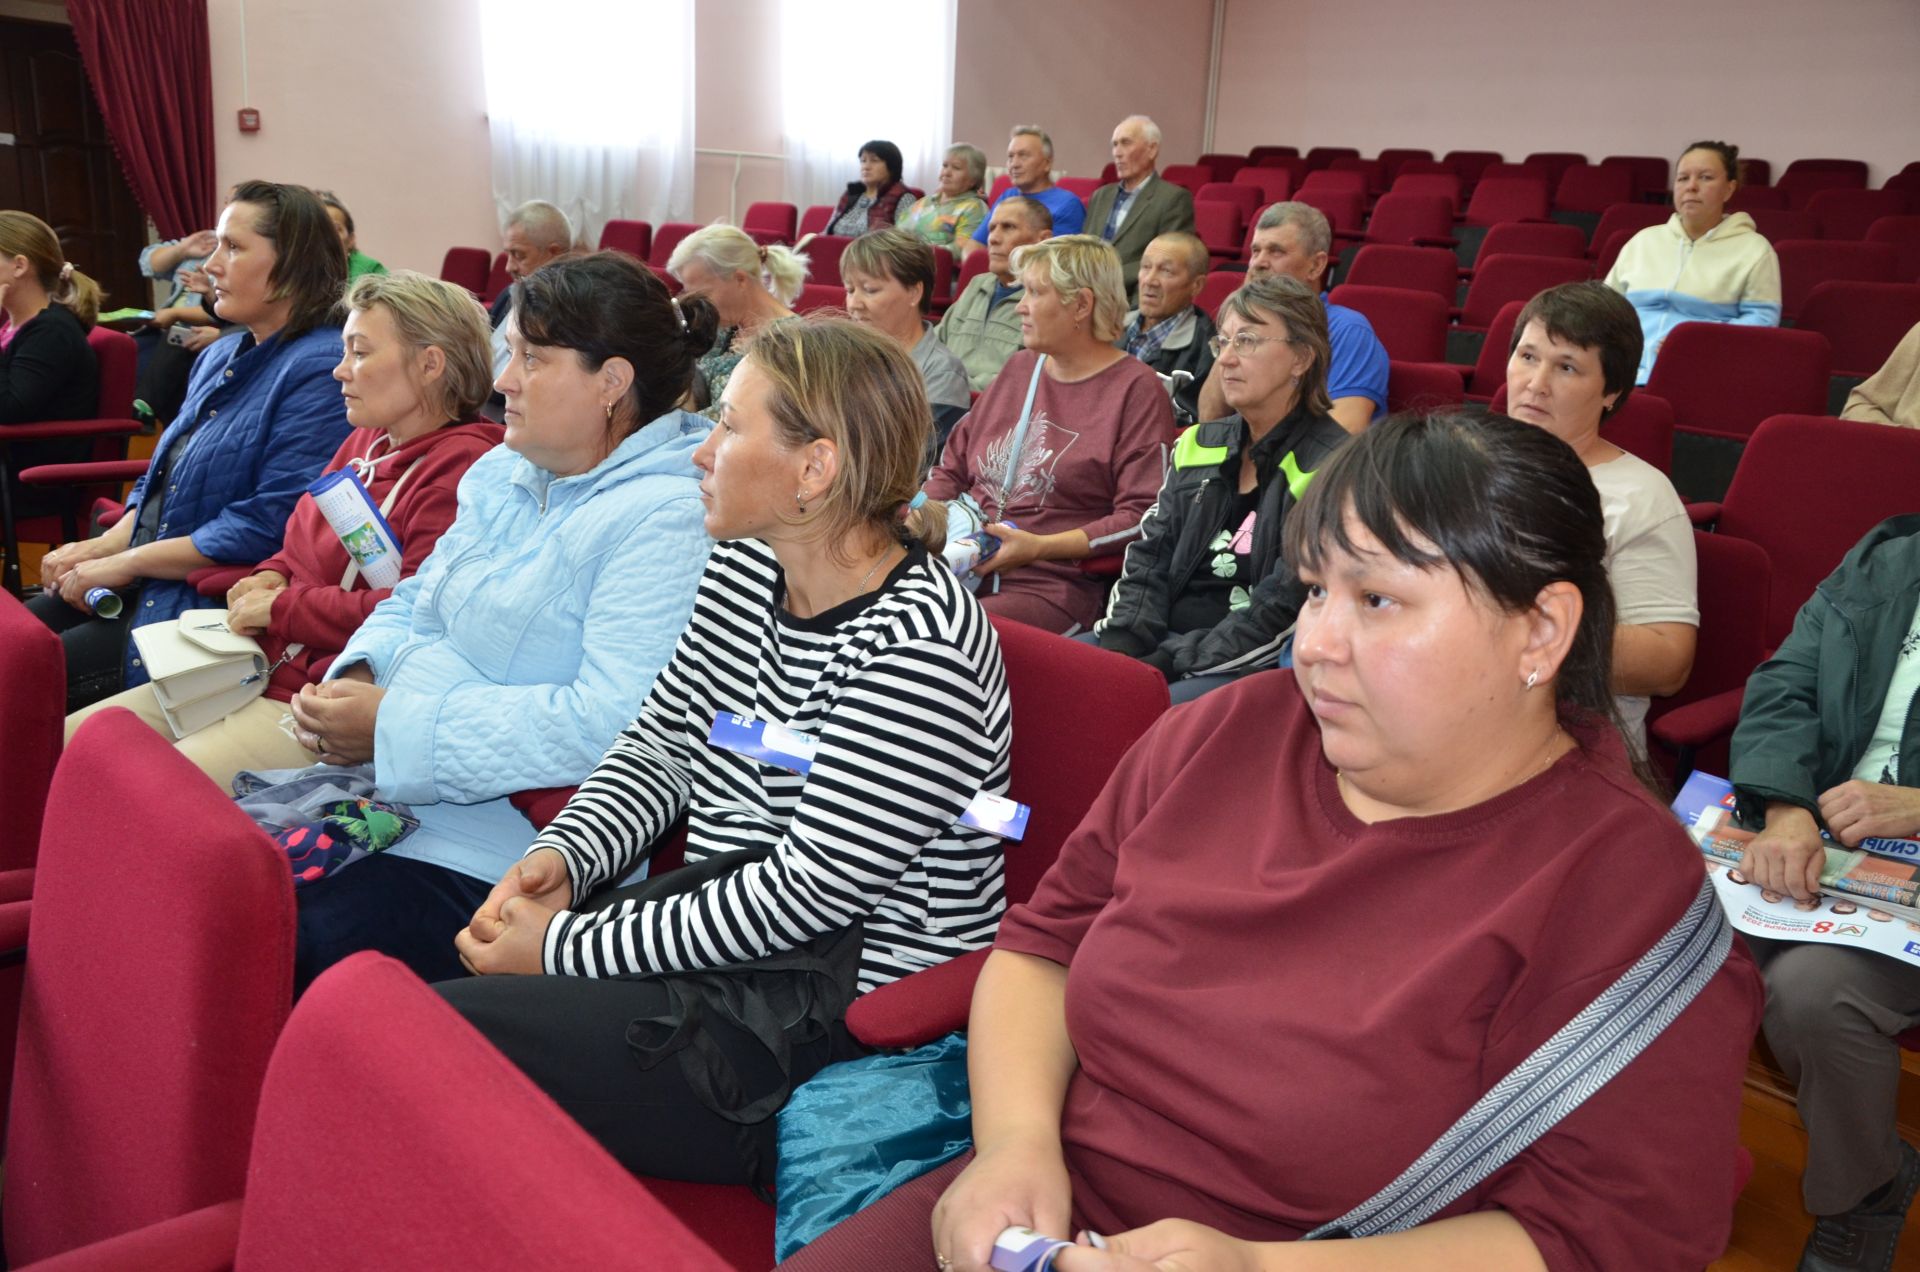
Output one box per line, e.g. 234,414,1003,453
1605,140,1781,383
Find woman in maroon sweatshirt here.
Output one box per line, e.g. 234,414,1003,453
66,271,501,789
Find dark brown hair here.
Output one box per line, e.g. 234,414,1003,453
1509,281,1643,419
1678,140,1739,182
228,179,347,339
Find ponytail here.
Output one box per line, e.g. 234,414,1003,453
53,263,103,328
760,243,809,305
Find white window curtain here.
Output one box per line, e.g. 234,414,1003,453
779,0,957,214
480,0,694,248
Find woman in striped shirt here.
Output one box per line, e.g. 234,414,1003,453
440,315,1012,1184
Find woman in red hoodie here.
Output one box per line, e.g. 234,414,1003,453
66,270,502,788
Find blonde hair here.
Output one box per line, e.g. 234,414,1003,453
668,225,809,305
744,315,940,561
346,270,495,422
1010,234,1128,343
0,211,103,327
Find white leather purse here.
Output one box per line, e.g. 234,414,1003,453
132,610,278,739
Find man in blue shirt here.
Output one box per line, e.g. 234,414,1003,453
1194,202,1388,434
962,125,1085,257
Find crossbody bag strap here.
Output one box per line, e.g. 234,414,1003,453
1303,875,1732,1241
991,354,1049,521
339,456,422,592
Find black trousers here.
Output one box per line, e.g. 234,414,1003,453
26,588,132,712
436,970,865,1185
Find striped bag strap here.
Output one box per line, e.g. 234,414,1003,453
1303,875,1732,1241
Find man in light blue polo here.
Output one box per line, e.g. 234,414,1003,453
961,125,1085,257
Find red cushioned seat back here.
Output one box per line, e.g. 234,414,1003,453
1192,201,1243,260
596,218,653,260
1247,145,1299,166
483,251,510,304
1386,359,1467,414
798,204,834,238
1232,166,1293,204
1388,173,1462,217
0,593,62,871
1645,531,1772,771
1645,324,1831,442
987,617,1167,907
1796,281,1920,376
1297,168,1364,199
1865,215,1920,281
233,954,730,1271
1457,299,1524,400
1589,203,1670,261
1600,155,1671,203
1779,160,1869,208
1464,176,1550,227
793,283,843,314
1775,239,1898,321
1478,220,1589,261
1359,194,1454,249
1553,163,1632,215
1328,284,1448,362
1194,270,1239,320
648,222,701,270
1345,243,1457,301
1729,185,1790,214
1161,164,1211,195
4,710,295,1265
1198,152,1247,183
743,201,798,243
439,245,491,297
1327,155,1385,195
1303,146,1358,172
1524,151,1586,187
1715,416,1920,647
1808,189,1912,241
1457,253,1590,331
1296,186,1363,234
1056,176,1100,201
1196,181,1259,221
1442,150,1502,190
1374,149,1433,183
1738,158,1773,187
801,234,852,287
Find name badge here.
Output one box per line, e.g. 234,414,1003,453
707,712,1029,839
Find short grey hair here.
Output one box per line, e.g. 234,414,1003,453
1120,115,1162,148
505,200,574,251
1149,231,1208,279
946,143,988,194
999,195,1054,233
1255,201,1332,258
1010,124,1053,161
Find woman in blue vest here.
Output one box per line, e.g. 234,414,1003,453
33,180,351,711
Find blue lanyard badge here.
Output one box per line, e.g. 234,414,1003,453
708,713,818,774
706,713,1030,839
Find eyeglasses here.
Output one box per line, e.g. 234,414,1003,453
1208,330,1296,359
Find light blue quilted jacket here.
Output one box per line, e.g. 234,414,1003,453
330,409,712,882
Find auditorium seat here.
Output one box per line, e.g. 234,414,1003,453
1645,531,1772,783
802,235,853,287
647,222,699,269
1727,185,1790,213
1056,176,1101,201
0,594,60,873
596,219,653,260
1450,254,1590,362
1456,298,1526,396
792,284,843,314
1389,172,1463,217
14,953,735,1271
1593,228,1635,280
1303,146,1359,172
1344,244,1458,301
1327,155,1386,196
1100,162,1119,184
1738,158,1773,187
956,249,990,296
1473,221,1589,266
1588,203,1671,262
1247,144,1300,165
1374,148,1434,184
1442,150,1503,190
1464,177,1551,227
1196,181,1260,221
1774,239,1898,322
1806,188,1911,241
1192,201,1244,263
1523,152,1586,189
1746,208,1820,246
1329,284,1448,362
1162,163,1211,195
3,710,293,1266
1778,167,1868,209
482,251,509,304
1386,360,1467,414
743,201,797,245
1352,194,1456,251
438,246,491,297
1646,324,1832,500
1794,281,1920,407
798,205,834,238
1297,169,1365,199
1197,152,1248,183
1194,270,1239,320
1599,155,1671,203
1866,215,1920,281
1551,163,1632,228
1295,187,1364,239
1232,166,1292,204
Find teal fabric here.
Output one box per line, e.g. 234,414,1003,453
774,1031,972,1259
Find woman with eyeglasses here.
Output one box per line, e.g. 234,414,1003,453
1090,274,1349,700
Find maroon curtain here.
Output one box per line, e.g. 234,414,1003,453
67,0,217,240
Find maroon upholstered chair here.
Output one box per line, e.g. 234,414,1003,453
1588,202,1670,263
1344,244,1458,301
596,218,654,259
1645,531,1773,784
1865,215,1920,281
482,251,510,304
1474,220,1589,264
1195,181,1260,221
1386,359,1467,414
1161,163,1211,195
1192,201,1244,262
1647,324,1832,501
1329,285,1449,362
1553,163,1633,217
647,222,701,270
1354,195,1456,251
1807,188,1912,241
1794,281,1920,377
1232,165,1292,204
1774,239,1897,322
792,283,843,314
743,201,798,245
15,953,733,1271
438,245,492,297
3,710,294,1265
1391,171,1463,216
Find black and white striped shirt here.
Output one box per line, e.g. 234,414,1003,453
536,538,1012,992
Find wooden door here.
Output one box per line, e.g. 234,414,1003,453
0,17,154,312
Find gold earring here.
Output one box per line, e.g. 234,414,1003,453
795,489,808,513
604,401,614,422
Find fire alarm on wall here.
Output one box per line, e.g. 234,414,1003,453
237,107,261,133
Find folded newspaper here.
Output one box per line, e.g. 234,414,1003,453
1672,771,1920,967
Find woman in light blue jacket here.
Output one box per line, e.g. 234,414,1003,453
284,253,722,991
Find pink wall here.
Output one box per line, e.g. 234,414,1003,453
205,0,498,274
691,0,787,226
953,0,1215,181
1213,0,1920,182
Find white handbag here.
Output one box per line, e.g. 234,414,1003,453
132,610,279,739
